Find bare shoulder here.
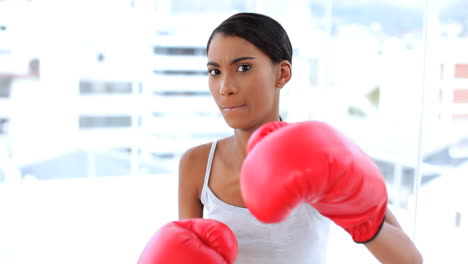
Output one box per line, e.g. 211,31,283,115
179,142,213,174
178,138,232,219
178,142,214,198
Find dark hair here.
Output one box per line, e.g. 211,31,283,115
207,12,293,64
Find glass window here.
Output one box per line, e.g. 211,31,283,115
79,80,133,94
1,0,467,263
171,0,248,13
0,118,8,134
79,116,132,129
415,1,468,262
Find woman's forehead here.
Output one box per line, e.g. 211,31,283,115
207,34,262,61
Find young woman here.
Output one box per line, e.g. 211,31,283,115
176,12,422,264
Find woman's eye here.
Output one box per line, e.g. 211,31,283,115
236,64,251,72
208,69,220,76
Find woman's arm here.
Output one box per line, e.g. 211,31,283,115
178,146,206,219
365,208,423,264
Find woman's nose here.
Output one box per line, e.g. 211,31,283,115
219,76,238,96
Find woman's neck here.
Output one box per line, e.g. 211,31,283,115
230,117,281,160
230,129,252,161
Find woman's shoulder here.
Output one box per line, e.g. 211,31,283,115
178,138,223,178
179,142,212,169
178,138,228,198
177,142,210,203
179,137,231,168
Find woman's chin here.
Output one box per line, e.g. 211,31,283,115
223,117,250,130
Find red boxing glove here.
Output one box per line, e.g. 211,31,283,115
137,219,238,264
240,121,388,243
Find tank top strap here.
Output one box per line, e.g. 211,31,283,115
201,140,218,203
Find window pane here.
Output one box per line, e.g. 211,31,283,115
416,0,468,262
2,0,467,263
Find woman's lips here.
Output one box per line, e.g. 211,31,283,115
221,104,247,111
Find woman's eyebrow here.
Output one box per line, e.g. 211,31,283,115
230,56,256,65
207,56,256,67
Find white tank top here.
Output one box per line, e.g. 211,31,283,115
201,140,331,264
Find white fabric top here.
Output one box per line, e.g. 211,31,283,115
201,140,331,264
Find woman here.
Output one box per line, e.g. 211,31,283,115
178,12,422,263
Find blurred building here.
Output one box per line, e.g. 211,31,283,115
0,0,467,210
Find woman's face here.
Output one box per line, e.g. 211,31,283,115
207,34,287,130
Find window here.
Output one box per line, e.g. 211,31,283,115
0,118,8,134
79,116,132,128
79,80,133,94
1,1,468,263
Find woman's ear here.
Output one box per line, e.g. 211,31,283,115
275,60,292,88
